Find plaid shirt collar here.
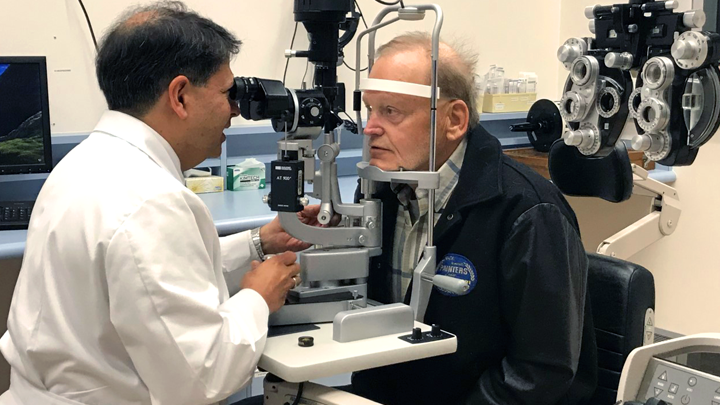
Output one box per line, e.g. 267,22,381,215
392,138,468,218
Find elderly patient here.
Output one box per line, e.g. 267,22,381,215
350,32,598,405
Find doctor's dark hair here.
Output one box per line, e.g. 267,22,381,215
376,32,480,129
96,1,242,117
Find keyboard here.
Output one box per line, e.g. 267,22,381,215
0,201,34,230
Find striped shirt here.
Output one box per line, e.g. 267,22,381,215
390,138,467,302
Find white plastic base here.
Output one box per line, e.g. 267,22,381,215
258,321,457,383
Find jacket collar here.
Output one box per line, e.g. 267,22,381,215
93,110,184,184
444,124,504,213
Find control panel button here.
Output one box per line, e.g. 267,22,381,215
659,371,668,381
655,387,664,396
688,377,697,386
681,394,691,404
669,383,679,394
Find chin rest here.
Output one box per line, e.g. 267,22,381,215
548,140,633,203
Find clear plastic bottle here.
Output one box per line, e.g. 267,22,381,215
520,72,538,93
474,73,486,112
493,67,505,94
485,65,496,93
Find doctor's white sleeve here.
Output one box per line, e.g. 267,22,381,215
105,193,269,405
219,230,260,296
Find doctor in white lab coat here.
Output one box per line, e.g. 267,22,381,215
0,3,312,405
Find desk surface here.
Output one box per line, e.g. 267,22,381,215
0,176,359,260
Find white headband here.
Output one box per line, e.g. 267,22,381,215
360,78,441,99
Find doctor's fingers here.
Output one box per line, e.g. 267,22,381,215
289,262,301,277
270,251,298,266
286,274,302,290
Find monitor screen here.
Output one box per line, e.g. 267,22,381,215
0,56,52,174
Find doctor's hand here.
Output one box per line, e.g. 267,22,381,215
241,251,301,313
259,205,340,254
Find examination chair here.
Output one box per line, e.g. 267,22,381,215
587,253,655,405
549,140,656,404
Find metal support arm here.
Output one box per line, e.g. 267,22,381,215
278,207,381,248
596,165,681,260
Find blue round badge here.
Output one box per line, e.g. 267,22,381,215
435,253,477,296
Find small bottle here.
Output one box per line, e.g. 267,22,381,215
494,67,505,94
520,72,538,93
518,78,527,93
485,65,496,93
474,73,486,112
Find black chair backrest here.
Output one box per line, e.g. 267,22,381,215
587,253,655,405
548,140,634,203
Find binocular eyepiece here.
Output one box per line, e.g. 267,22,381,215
230,76,338,134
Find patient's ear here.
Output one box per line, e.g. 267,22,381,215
445,100,470,141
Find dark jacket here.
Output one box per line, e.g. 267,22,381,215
352,124,598,405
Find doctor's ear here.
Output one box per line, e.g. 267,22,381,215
167,75,191,120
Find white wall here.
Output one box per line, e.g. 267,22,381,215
0,0,563,136
632,137,720,335
1,1,105,134
559,0,720,335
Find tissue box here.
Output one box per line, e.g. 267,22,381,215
482,92,537,113
227,165,266,191
185,176,224,194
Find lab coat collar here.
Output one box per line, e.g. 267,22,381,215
93,110,184,184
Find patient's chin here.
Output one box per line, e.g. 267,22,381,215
369,159,400,172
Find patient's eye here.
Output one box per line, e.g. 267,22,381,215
382,106,403,123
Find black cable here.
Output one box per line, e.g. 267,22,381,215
301,60,310,86
78,0,98,51
343,60,368,72
283,22,299,85
342,111,357,124
354,0,369,29
347,1,369,72
375,0,404,6
291,382,304,405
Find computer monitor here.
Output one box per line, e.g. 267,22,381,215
0,56,52,175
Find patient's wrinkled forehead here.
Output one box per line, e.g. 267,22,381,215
370,49,430,84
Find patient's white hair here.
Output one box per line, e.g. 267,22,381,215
376,31,480,128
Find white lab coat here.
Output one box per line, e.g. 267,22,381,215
0,111,269,405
